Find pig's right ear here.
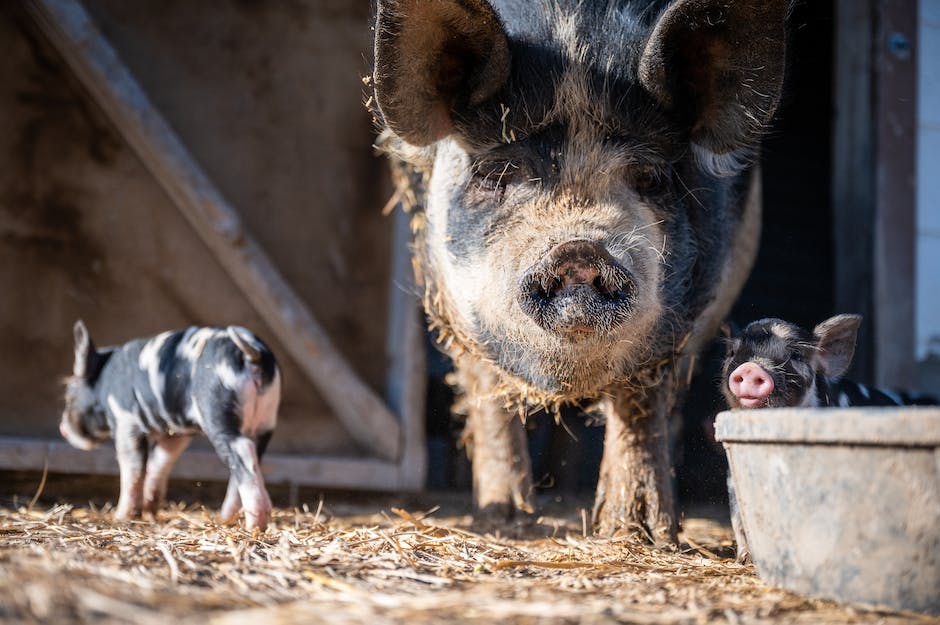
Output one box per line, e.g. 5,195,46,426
373,0,510,147
72,319,95,378
639,0,789,159
813,314,862,378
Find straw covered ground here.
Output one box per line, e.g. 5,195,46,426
0,495,935,625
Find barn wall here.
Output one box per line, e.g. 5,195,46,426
0,2,393,457
917,0,940,390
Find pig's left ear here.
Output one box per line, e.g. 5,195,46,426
719,322,738,356
813,314,862,378
373,0,510,147
639,0,789,156
72,319,96,378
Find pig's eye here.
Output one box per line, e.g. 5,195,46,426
472,161,519,196
625,164,666,194
789,350,805,363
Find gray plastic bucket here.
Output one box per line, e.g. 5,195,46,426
715,407,940,615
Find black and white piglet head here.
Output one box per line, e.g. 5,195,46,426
60,320,112,450
721,314,862,409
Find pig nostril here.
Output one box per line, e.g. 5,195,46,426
592,275,614,296
542,277,562,299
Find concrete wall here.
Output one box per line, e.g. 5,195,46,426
0,2,394,456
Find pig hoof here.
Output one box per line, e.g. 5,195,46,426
243,514,269,532
247,505,272,530
217,512,240,526
473,501,533,526
113,508,142,522
219,503,242,523
142,500,162,517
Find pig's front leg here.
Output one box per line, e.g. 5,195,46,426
142,435,192,516
207,429,272,531
113,422,148,521
592,387,677,544
454,357,533,521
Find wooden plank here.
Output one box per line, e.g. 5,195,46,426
873,0,918,388
833,0,877,383
0,437,405,491
23,0,402,461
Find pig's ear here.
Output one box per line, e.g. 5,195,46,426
373,0,510,146
639,0,788,156
813,314,862,378
72,319,95,378
720,321,742,352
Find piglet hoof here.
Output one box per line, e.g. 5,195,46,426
219,504,242,525
217,509,240,527
112,506,142,523
142,499,163,519
242,507,271,532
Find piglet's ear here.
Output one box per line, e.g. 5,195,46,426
639,0,788,155
373,0,510,147
813,314,862,378
718,323,737,356
73,319,95,378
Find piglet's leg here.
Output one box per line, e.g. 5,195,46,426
219,431,272,525
207,430,273,531
114,425,148,521
220,476,241,523
142,435,192,516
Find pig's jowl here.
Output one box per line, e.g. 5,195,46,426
372,0,789,542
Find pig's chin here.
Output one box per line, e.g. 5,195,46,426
485,325,657,397
734,396,766,409
472,292,664,397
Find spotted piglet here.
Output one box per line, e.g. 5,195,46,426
60,321,281,530
722,314,935,409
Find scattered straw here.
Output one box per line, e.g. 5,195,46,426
0,500,932,625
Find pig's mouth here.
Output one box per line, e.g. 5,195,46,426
516,240,637,339
734,396,767,409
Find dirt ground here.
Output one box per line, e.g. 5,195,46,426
0,488,935,625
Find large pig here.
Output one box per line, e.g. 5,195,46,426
372,0,789,542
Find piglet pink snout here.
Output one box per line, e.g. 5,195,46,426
729,362,775,405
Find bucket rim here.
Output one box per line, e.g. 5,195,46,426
714,407,940,446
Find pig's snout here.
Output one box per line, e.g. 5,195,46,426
728,362,775,408
517,240,636,338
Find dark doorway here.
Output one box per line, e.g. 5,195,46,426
676,0,836,507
